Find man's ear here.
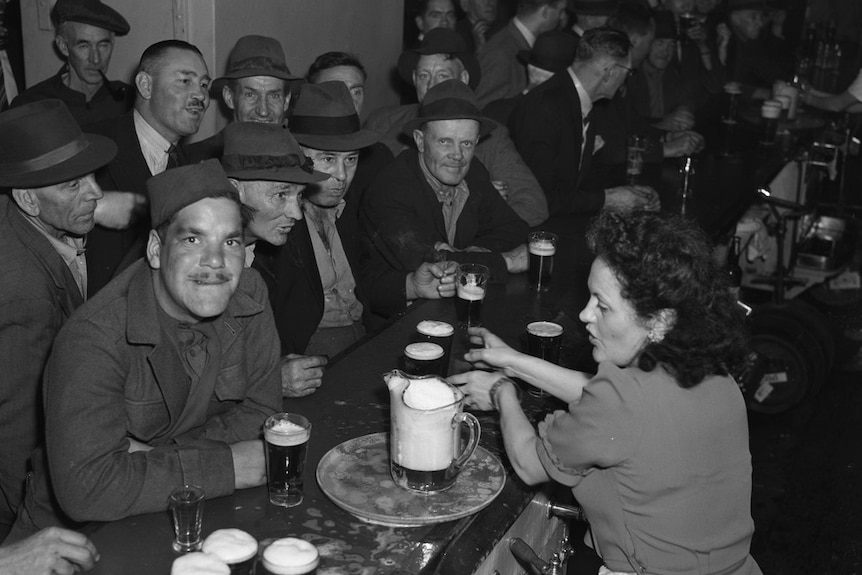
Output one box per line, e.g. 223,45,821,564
55,34,70,59
460,69,470,86
11,189,40,218
222,85,235,110
146,229,162,270
135,71,152,100
229,178,246,201
412,129,426,152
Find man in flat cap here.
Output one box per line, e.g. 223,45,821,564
188,35,301,163
221,121,333,397
474,0,568,107
365,28,548,227
84,39,211,297
11,0,132,127
0,99,115,540
8,159,281,538
362,79,529,316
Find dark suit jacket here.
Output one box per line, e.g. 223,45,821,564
85,113,189,296
361,150,528,318
186,130,224,164
0,197,84,537
508,71,604,215
475,20,531,107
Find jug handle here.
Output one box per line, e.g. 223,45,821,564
450,412,481,474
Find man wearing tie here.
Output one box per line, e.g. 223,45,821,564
508,26,659,216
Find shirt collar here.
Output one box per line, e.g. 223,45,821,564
303,199,345,221
567,66,593,119
134,109,173,155
20,214,85,265
513,17,537,48
418,154,469,202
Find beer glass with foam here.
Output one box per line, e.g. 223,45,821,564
201,529,258,575
260,538,319,575
528,231,557,291
455,263,489,327
385,370,481,493
414,320,454,376
525,321,564,397
264,413,311,508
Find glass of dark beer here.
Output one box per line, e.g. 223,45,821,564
455,263,489,327
201,529,258,575
264,413,311,508
525,321,564,397
528,231,557,292
403,342,445,377
414,320,454,376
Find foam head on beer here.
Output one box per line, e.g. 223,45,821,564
201,529,258,565
528,237,556,256
416,320,455,337
264,418,310,447
404,342,444,361
402,376,457,410
457,282,485,300
261,537,319,575
527,321,564,338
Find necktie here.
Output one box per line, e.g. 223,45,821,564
580,111,592,166
166,144,181,170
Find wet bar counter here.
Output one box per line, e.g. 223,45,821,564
84,269,579,575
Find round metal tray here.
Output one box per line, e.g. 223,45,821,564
316,432,505,527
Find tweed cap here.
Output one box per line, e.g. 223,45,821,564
221,122,328,184
51,0,130,35
0,99,116,188
147,160,239,229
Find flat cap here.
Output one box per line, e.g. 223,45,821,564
147,159,239,229
51,0,130,36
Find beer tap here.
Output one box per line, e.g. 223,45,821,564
509,538,566,575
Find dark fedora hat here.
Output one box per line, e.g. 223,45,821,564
291,82,381,152
148,160,239,229
726,0,771,10
517,30,577,73
51,0,130,36
0,99,116,189
403,79,498,138
212,35,302,92
397,28,481,90
221,122,328,184
653,10,676,40
568,0,619,16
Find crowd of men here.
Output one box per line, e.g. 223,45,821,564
0,0,801,571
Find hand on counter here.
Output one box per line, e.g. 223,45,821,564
663,131,705,158
460,326,520,371
449,369,510,411
502,243,528,274
280,354,327,397
604,186,661,212
230,440,266,489
407,261,458,301
171,552,229,575
0,527,99,575
94,191,147,230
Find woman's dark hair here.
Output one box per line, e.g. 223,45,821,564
586,210,748,388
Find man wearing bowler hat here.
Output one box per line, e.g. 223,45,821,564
474,0,568,107
0,99,115,539
568,0,617,38
365,28,548,227
9,159,282,538
220,121,334,397
362,79,529,317
11,0,132,127
188,35,302,163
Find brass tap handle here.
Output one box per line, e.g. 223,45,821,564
547,501,589,523
509,537,547,575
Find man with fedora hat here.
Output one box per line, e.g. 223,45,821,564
83,39,211,297
188,35,302,163
0,99,115,539
365,27,548,227
9,159,282,538
266,81,436,352
509,26,660,215
220,120,334,397
363,79,529,311
484,29,578,125
568,0,617,38
474,0,568,107
11,0,132,127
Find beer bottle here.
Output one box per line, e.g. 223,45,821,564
727,236,742,300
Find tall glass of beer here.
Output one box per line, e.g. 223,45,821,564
414,320,455,376
525,321,564,397
455,263,489,327
264,413,311,508
528,231,557,292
